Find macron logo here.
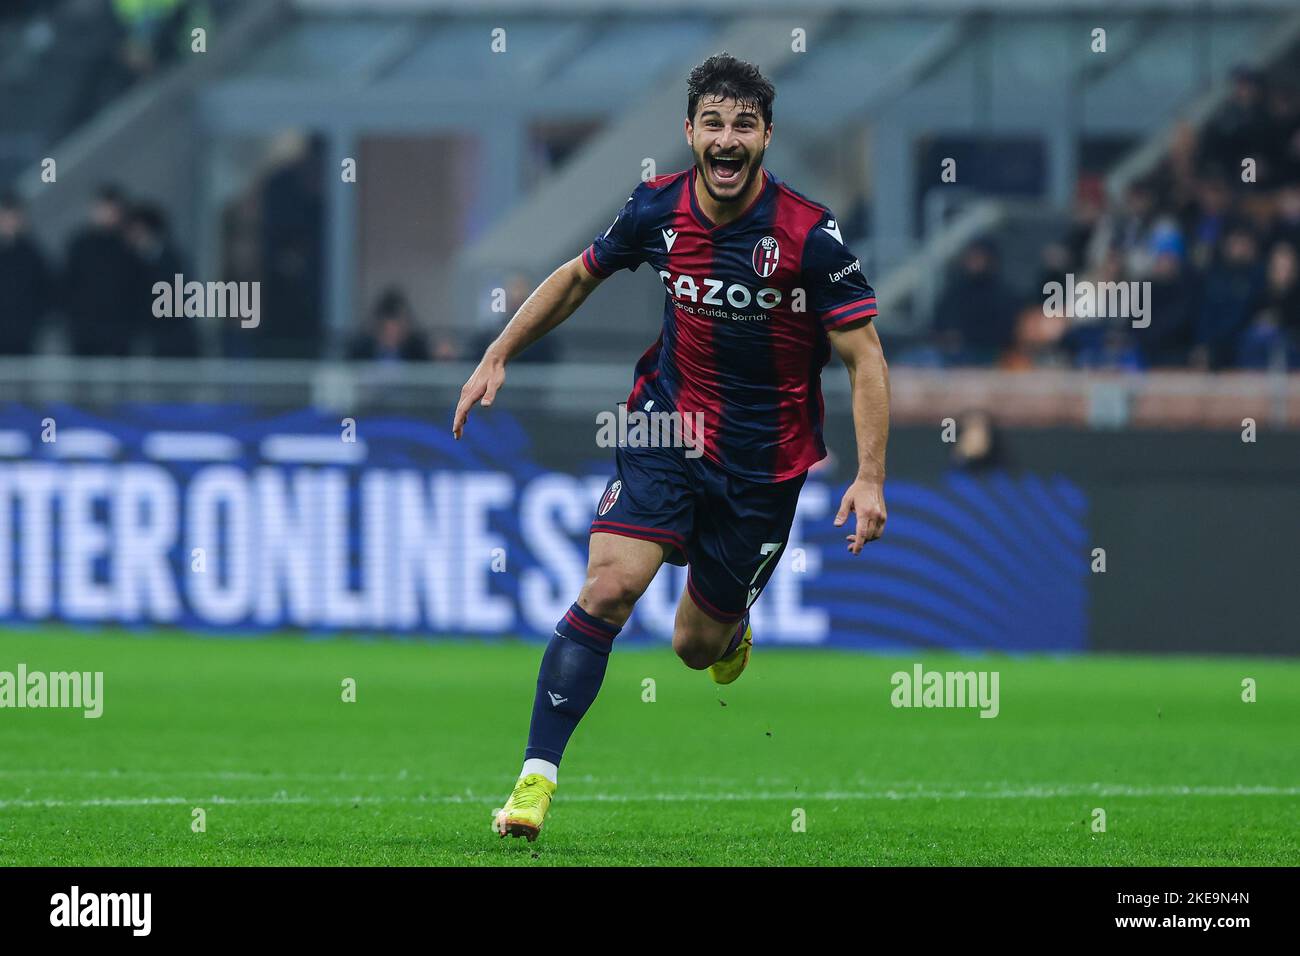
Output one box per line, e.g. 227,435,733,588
662,228,678,252
821,219,843,244
547,692,568,707
604,196,634,238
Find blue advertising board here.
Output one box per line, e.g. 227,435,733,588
0,403,1088,651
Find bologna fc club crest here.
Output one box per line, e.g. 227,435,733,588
752,236,780,277
598,480,622,516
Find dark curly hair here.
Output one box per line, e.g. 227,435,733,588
687,53,775,128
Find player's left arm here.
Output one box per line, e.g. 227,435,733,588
828,321,889,554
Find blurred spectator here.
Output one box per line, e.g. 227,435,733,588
950,409,1004,473
933,241,1018,365
1034,239,1074,295
1139,238,1197,368
1000,239,1076,370
1238,241,1300,368
1004,302,1068,371
110,0,205,79
126,202,198,357
62,185,140,356
1196,226,1265,369
1199,66,1273,182
0,192,51,355
1163,122,1203,210
472,273,559,363
252,147,324,359
1184,176,1234,271
111,0,180,79
1240,189,1277,241
1091,178,1162,278
1090,327,1143,370
1059,250,1140,370
1066,178,1106,268
1272,184,1300,250
348,288,430,362
1264,79,1300,186
68,1,211,130
1278,122,1300,188
430,335,460,361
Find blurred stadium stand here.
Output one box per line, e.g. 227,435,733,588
2,0,1299,404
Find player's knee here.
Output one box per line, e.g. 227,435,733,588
579,568,643,625
672,629,719,670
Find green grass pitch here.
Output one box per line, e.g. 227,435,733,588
0,628,1296,866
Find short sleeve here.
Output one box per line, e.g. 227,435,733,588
801,215,877,332
581,189,644,277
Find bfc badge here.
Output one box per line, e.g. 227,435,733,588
752,236,780,278
598,480,623,516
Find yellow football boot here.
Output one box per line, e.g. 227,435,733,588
492,773,556,842
709,619,753,685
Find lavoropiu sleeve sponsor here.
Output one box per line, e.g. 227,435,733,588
581,187,645,277
801,214,877,332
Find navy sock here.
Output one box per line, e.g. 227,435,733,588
524,603,621,766
722,613,749,659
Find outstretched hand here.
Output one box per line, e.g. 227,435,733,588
834,478,886,554
452,355,506,439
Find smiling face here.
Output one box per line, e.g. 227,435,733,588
686,95,771,205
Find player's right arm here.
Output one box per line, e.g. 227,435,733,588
453,187,647,438
452,255,604,439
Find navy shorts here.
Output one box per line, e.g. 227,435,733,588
590,443,807,623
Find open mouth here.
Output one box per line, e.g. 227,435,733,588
708,154,745,185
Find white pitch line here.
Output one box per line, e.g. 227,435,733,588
0,768,807,788
0,769,412,783
1,784,1297,811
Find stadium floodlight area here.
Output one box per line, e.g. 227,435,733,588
13,0,1294,357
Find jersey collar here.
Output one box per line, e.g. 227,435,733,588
687,165,771,233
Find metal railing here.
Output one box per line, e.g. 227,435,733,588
0,356,1295,429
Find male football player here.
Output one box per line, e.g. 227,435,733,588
452,53,890,841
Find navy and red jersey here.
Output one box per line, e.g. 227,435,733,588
580,166,877,483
